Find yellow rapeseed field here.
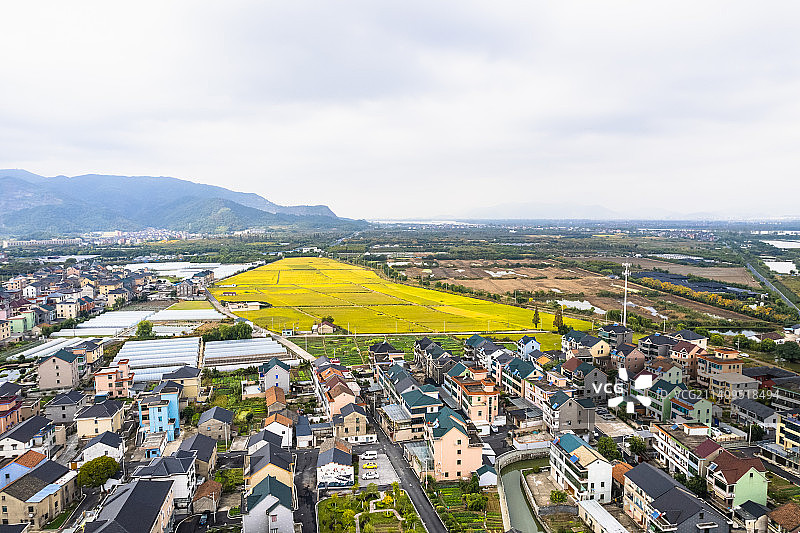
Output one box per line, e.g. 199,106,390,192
210,257,590,334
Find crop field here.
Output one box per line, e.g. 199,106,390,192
167,300,213,310
211,258,589,334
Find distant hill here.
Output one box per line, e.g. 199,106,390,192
0,170,362,236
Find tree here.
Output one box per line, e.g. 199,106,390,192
748,424,766,442
778,341,800,362
136,320,154,339
597,436,622,461
550,490,568,504
686,475,707,496
532,306,541,329
553,307,564,331
628,436,647,457
761,338,777,353
77,456,120,488
674,472,688,485
710,333,725,346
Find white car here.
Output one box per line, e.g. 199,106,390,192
361,451,378,460
362,471,379,480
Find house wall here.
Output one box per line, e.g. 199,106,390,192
38,356,79,390
242,497,293,533
264,421,292,448
0,474,78,528
76,411,124,439
199,419,230,441
431,428,482,481
246,463,293,491
259,368,290,393
45,399,85,424
80,442,125,467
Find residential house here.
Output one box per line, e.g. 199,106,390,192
598,324,633,349
646,357,683,385
94,359,134,399
706,450,767,508
192,479,222,515
246,429,283,456
333,403,376,444
669,390,713,426
0,457,78,528
550,433,612,502
419,407,482,482
55,300,79,320
379,387,441,443
197,407,233,442
669,329,709,350
446,374,500,429
83,479,175,533
769,502,800,533
669,341,707,382
72,431,124,469
43,391,86,424
697,349,744,388
242,475,294,533
37,349,80,390
646,380,688,422
623,462,729,533
651,422,722,479
499,357,538,398
0,320,10,342
731,398,778,429
257,359,290,394
132,450,197,509
742,366,798,390
369,341,405,367
316,438,353,488
544,391,595,435
138,383,181,442
70,340,103,372
161,366,202,401
263,413,294,448
517,335,541,360
75,400,125,440
577,500,628,533
477,464,497,487
0,383,26,435
562,329,588,353
561,359,608,401
611,343,646,375
710,374,759,406
178,433,217,480
638,334,679,359
0,416,55,459
771,379,800,410
414,338,457,385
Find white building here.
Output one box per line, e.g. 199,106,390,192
73,431,124,468
549,433,612,503
242,475,295,533
132,450,198,509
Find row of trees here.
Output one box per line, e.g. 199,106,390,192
201,321,252,342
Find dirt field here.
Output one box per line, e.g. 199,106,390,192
570,256,760,288
400,259,758,323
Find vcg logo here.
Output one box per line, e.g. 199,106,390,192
593,368,653,413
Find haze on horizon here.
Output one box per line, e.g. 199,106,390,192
3,1,800,221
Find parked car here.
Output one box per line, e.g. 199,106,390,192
361,451,378,460
199,511,210,526
362,471,379,480
363,462,378,469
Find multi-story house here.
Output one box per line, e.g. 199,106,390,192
198,407,233,442
697,350,744,388
178,433,217,480
419,407,482,482
706,450,767,508
646,380,688,421
94,359,135,398
669,390,713,426
161,366,202,401
668,329,708,350
624,462,729,533
138,384,181,442
562,329,588,353
446,374,500,429
500,357,538,398
550,433,612,502
75,400,125,440
709,374,759,406
731,398,778,429
245,441,294,492
133,450,197,509
316,438,352,488
561,359,608,401
0,455,79,528
44,391,86,424
543,391,595,435
0,319,10,342
84,479,175,533
0,383,25,435
651,422,722,479
242,475,294,533
37,349,80,390
598,324,633,348
55,300,79,320
531,379,577,411
72,431,125,469
0,416,55,459
71,340,103,373
638,334,679,359
669,340,707,383
517,335,541,360
257,358,290,393
771,379,800,410
611,343,646,375
333,402,376,444
645,357,683,385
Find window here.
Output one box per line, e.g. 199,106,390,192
1,506,6,513
457,460,461,465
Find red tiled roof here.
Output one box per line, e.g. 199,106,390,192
769,502,800,532
711,450,765,484
14,450,46,468
693,439,721,459
192,479,223,502
612,462,633,485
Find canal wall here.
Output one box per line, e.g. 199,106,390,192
496,447,550,531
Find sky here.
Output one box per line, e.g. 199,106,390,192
2,1,800,220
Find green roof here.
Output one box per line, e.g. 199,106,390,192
447,362,467,378
246,475,292,513
402,389,441,408
430,407,468,439
38,348,78,365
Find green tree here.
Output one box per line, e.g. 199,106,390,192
686,475,707,496
77,456,120,488
550,490,568,504
674,472,688,485
628,436,647,456
710,333,725,346
778,341,800,362
761,338,777,353
136,320,154,339
532,306,541,329
553,307,564,331
748,424,766,442
597,436,622,461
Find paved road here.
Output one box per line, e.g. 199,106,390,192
746,263,800,312
294,449,319,533
763,459,800,485
217,451,245,469
63,489,102,530
372,419,447,533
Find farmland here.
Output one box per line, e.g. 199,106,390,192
211,258,590,334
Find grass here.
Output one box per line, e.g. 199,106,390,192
768,472,800,502
430,485,503,533
168,300,213,310
43,501,79,529
211,257,590,334
214,468,243,493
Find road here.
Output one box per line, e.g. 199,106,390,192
63,489,102,531
746,263,800,313
294,449,319,533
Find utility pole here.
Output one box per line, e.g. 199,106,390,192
622,263,631,327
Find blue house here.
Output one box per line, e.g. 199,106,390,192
517,335,541,360
137,381,182,442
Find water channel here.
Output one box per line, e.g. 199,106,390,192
500,460,543,533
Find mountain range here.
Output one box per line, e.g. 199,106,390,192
0,170,363,237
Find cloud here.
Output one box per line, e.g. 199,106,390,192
2,1,800,219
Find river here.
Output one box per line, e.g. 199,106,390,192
500,460,543,533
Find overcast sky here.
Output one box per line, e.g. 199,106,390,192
3,1,800,220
